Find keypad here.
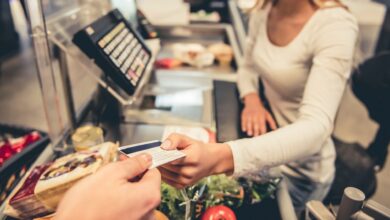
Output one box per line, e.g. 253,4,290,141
98,22,150,86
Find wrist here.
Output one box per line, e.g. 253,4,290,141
210,143,234,176
243,93,261,106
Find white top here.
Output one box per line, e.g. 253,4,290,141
227,5,358,183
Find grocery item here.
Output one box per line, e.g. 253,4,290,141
0,131,41,167
155,210,169,220
159,174,281,219
155,58,183,69
71,125,104,152
8,164,53,218
190,10,221,23
172,43,215,68
201,205,236,220
5,142,117,219
207,43,233,67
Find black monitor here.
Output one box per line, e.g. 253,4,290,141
72,9,151,96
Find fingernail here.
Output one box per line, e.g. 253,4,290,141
141,153,152,163
161,140,172,150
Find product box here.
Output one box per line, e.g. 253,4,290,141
5,142,117,219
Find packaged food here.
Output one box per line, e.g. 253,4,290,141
207,43,233,67
7,165,52,219
172,43,215,68
0,131,41,167
155,58,182,69
71,125,104,152
190,10,221,23
5,142,117,219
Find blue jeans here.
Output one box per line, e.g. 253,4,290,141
284,174,334,218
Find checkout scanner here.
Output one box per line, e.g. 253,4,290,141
73,9,152,96
72,9,243,142
73,9,213,128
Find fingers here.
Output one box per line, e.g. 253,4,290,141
161,133,195,150
242,109,276,136
159,164,193,179
139,168,161,187
266,111,277,130
116,153,152,180
140,211,156,220
132,169,162,213
241,113,247,132
253,116,260,136
159,167,188,189
119,154,128,161
159,164,183,174
163,178,185,189
159,167,181,182
246,117,253,136
259,115,266,135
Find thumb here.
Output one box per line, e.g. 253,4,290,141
117,153,152,180
160,133,195,150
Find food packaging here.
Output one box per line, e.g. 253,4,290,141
172,43,215,68
5,142,117,219
71,125,104,152
207,43,233,67
0,131,41,166
155,58,183,69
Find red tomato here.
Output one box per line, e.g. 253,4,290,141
201,205,237,220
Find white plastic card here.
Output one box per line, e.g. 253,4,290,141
118,140,186,169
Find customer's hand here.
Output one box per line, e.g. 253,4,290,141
159,134,234,189
55,153,161,220
241,93,277,136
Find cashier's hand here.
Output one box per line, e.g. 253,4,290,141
55,153,161,220
159,133,234,189
241,93,277,136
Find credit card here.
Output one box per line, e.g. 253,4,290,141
118,140,186,169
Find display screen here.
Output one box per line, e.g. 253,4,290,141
72,9,151,95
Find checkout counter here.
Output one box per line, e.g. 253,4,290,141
0,0,296,219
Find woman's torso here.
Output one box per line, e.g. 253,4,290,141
249,4,355,182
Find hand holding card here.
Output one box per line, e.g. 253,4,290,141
119,140,186,169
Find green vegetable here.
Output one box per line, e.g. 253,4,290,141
158,175,281,219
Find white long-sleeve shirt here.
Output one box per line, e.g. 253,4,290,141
227,5,358,183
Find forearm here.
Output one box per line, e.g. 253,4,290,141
227,117,330,177
237,69,260,99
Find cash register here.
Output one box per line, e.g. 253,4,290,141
73,9,213,128
73,9,152,96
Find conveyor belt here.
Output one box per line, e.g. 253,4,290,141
213,80,277,143
213,80,247,142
